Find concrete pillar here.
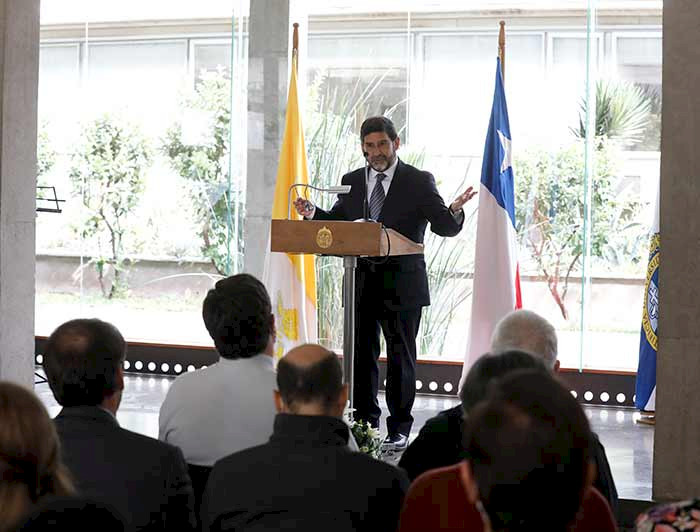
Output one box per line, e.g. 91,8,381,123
654,0,700,501
0,0,39,387
244,0,290,277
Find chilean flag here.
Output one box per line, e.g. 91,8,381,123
463,58,522,375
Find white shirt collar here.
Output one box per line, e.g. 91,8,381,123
369,157,399,182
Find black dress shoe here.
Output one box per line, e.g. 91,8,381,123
382,432,408,451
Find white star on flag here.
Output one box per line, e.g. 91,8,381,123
497,129,512,174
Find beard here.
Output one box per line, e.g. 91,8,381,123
370,153,395,172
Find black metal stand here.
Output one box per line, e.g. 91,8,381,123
34,368,47,385
36,186,65,213
35,186,64,384
342,255,357,413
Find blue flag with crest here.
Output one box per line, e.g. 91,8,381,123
635,192,659,412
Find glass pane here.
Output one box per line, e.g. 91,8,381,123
36,1,249,348
307,33,409,142
36,44,81,244
551,36,599,68
302,3,591,361
418,33,543,153
581,3,662,371
304,8,411,351
85,41,188,134
37,6,88,340
193,42,234,83
616,35,662,152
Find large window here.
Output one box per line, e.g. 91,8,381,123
36,0,662,372
301,1,662,370
36,1,249,348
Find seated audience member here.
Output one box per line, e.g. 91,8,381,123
42,318,196,532
14,496,127,532
490,308,560,371
398,309,619,515
202,344,409,532
159,274,277,467
0,382,74,531
399,349,546,480
635,499,700,531
399,370,614,532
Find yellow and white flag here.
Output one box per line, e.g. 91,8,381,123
263,51,317,359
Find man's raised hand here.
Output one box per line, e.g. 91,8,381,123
450,186,477,213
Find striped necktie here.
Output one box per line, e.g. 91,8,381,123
369,173,387,220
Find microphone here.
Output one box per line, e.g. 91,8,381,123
363,151,370,220
287,183,351,219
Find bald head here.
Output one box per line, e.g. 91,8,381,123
490,310,558,370
276,344,346,416
283,344,333,367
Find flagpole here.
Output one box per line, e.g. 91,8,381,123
498,20,506,81
292,22,299,70
463,25,520,375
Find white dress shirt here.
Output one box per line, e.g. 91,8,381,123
158,354,277,466
366,157,398,205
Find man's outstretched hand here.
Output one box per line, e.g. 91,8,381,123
450,186,477,213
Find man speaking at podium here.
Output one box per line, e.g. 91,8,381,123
294,116,475,450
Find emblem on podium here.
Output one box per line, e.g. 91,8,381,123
316,226,333,249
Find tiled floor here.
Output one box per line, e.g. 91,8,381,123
34,371,653,501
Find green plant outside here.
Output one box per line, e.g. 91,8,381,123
574,79,652,147
514,79,651,320
69,114,152,299
37,122,56,185
162,69,242,275
514,140,644,320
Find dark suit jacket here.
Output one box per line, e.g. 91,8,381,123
202,414,409,532
398,404,465,481
54,406,196,532
313,159,463,310
398,404,620,517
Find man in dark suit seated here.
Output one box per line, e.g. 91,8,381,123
398,309,619,516
42,319,196,532
201,344,409,532
294,116,476,450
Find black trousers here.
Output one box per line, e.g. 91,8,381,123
352,272,422,436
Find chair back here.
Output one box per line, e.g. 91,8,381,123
188,463,213,531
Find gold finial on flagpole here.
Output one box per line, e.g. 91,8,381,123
498,20,506,82
292,22,299,72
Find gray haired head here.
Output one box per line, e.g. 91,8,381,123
490,310,558,370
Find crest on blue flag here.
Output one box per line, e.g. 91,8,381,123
642,234,660,351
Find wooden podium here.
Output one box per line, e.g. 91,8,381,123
271,219,423,409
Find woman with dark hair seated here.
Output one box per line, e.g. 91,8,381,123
0,381,74,531
399,368,617,532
